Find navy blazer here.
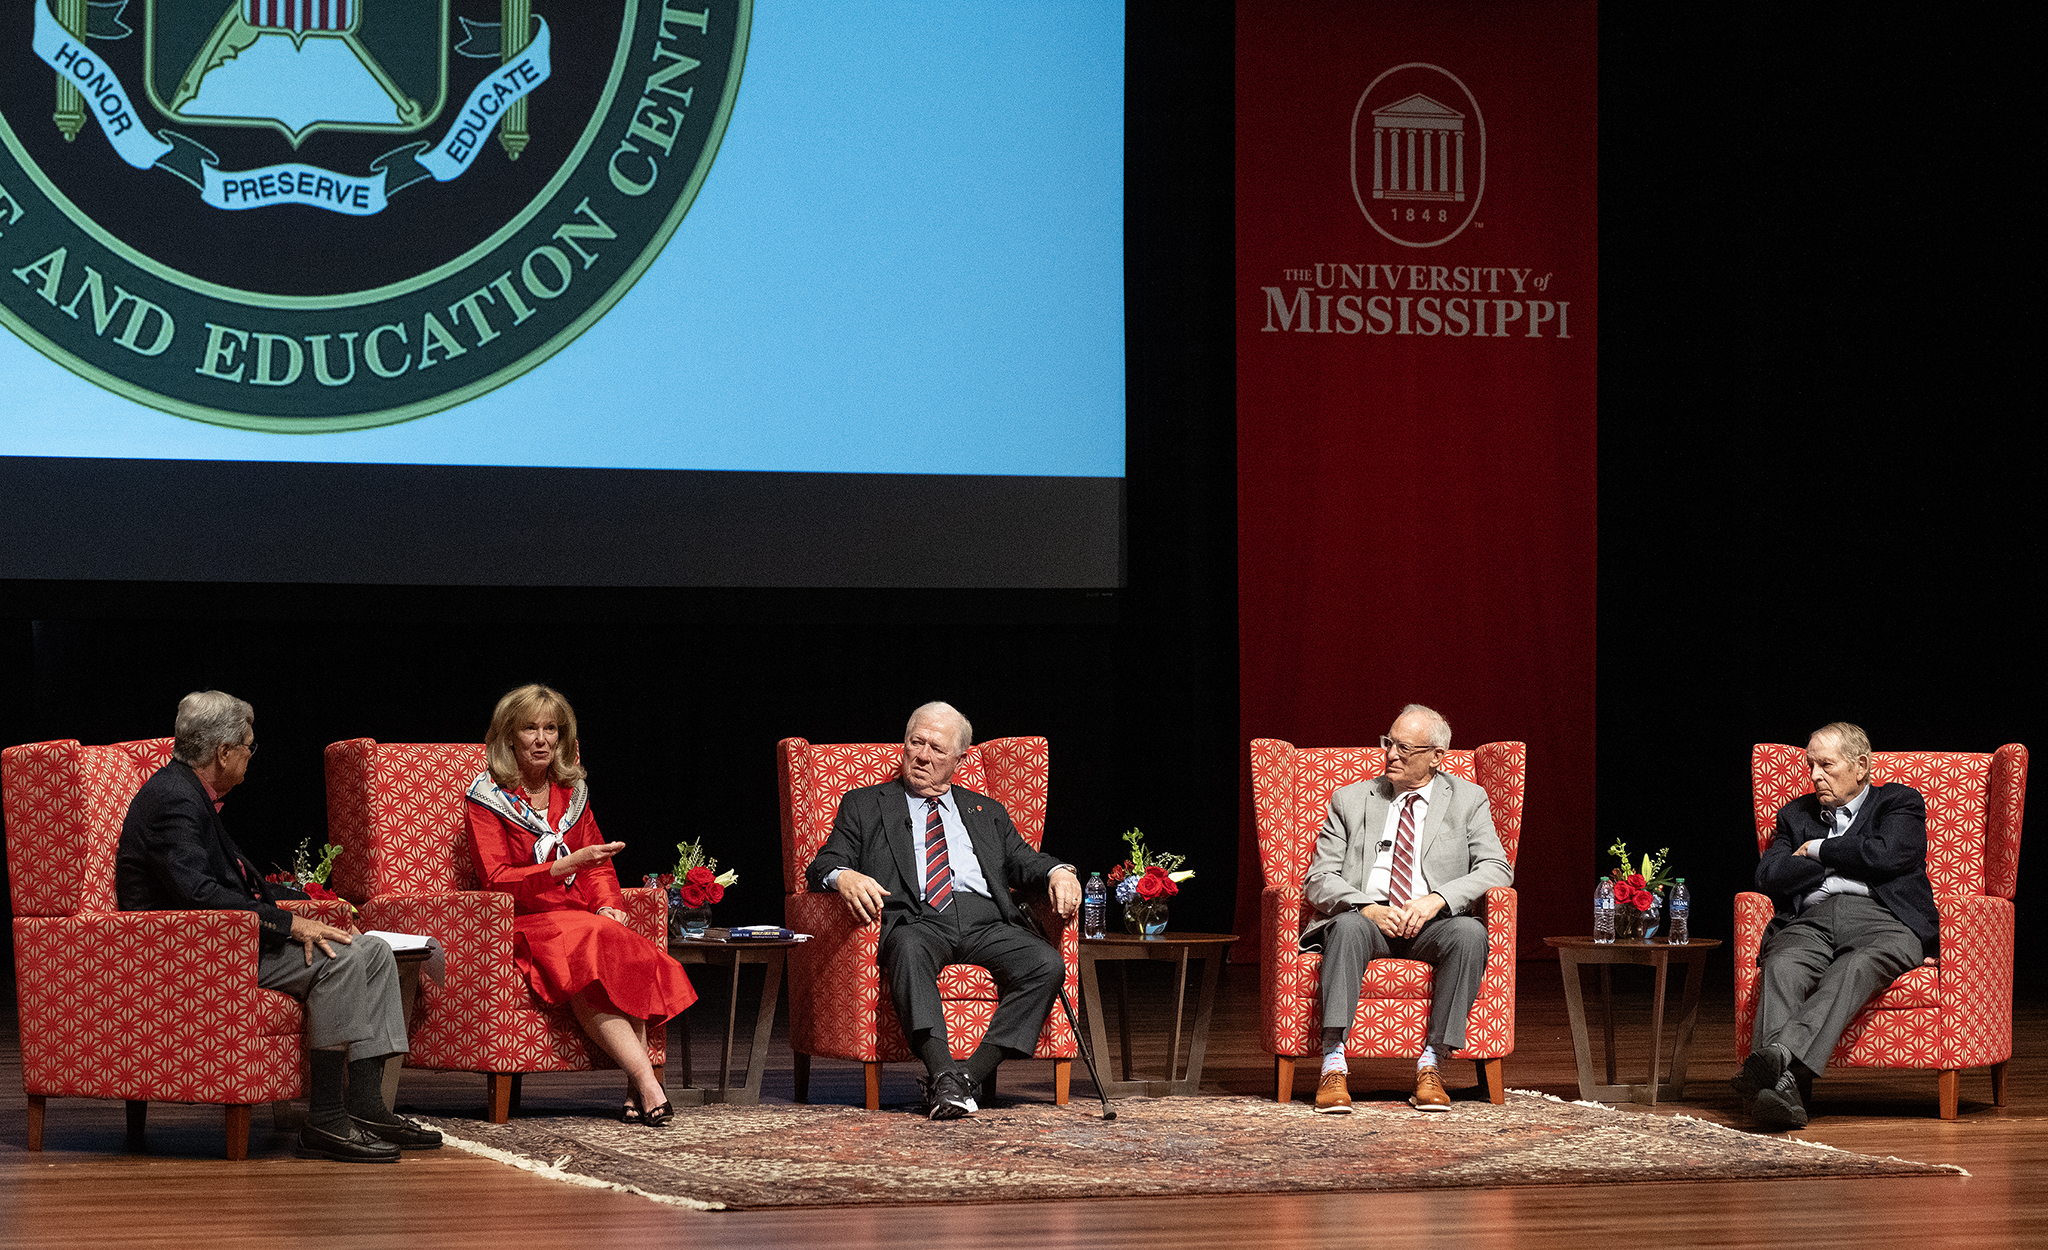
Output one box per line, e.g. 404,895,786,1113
116,760,297,949
1755,781,1939,958
805,779,1061,942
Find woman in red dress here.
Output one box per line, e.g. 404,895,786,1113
465,684,696,1125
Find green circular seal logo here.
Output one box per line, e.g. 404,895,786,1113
0,1,749,431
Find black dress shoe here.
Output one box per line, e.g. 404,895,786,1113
298,1121,402,1163
921,1070,978,1121
350,1112,443,1149
1731,1043,1789,1102
1751,1071,1810,1132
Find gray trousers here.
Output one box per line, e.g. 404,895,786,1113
1317,908,1488,1052
1754,894,1922,1076
256,932,409,1062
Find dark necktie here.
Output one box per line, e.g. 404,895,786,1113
1388,793,1422,907
923,796,954,912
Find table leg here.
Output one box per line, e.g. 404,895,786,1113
1644,954,1670,1106
1664,951,1708,1095
1078,955,1127,1099
719,956,743,1098
1166,946,1191,1085
1557,952,1600,1101
738,954,783,1104
1180,949,1225,1095
1115,963,1134,1080
1598,963,1617,1087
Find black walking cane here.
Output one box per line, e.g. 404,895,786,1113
1022,901,1117,1121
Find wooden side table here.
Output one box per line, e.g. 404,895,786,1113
1543,936,1721,1106
1079,932,1239,1098
666,933,801,1105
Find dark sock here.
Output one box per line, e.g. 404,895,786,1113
915,1030,955,1077
309,1051,349,1133
963,1041,1006,1086
346,1055,396,1122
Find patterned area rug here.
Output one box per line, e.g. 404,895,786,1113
419,1092,1963,1210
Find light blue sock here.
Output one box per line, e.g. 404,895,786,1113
1321,1027,1348,1073
1417,1045,1439,1070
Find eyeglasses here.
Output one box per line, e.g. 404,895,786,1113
236,740,258,756
1379,735,1439,759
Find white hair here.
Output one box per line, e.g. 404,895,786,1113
1394,702,1452,750
905,701,973,753
172,690,254,766
1810,721,1871,760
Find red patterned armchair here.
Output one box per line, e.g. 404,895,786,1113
324,739,668,1122
1251,738,1525,1105
4,738,352,1159
778,736,1078,1109
1735,742,2026,1119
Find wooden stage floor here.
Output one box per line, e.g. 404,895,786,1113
4,957,2043,1249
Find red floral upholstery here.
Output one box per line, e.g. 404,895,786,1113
1251,738,1526,1104
325,739,667,1120
4,738,350,1159
1734,743,2025,1118
778,736,1077,1108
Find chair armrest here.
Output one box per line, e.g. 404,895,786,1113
1935,893,2014,1068
783,891,884,1060
280,897,355,928
1259,887,1317,1056
618,885,668,946
358,890,526,1013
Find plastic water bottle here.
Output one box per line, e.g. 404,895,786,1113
1083,872,1108,940
1593,879,1615,944
1667,878,1690,945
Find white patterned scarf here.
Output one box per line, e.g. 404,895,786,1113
465,773,590,881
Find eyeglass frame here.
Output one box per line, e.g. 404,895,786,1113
1379,734,1441,760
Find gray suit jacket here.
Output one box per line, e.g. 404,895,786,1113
1301,771,1513,941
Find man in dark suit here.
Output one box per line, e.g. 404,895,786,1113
1302,703,1513,1114
1736,721,1937,1131
806,702,1080,1119
116,690,438,1162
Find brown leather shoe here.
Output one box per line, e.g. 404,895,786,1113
1314,1069,1353,1114
1410,1065,1451,1112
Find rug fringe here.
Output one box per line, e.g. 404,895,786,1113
424,1121,725,1210
1515,1089,1967,1176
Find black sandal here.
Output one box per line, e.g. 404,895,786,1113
621,1098,674,1127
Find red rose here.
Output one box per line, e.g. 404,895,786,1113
678,883,712,908
303,882,339,902
685,866,717,886
1626,873,1646,889
1135,865,1178,900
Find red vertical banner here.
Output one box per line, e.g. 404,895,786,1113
1235,2,1597,958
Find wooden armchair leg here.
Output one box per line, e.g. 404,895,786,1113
1938,1068,1960,1120
125,1099,148,1144
864,1062,882,1111
224,1105,252,1161
1053,1058,1071,1105
793,1053,811,1104
1475,1057,1506,1105
1992,1060,2010,1107
27,1095,45,1151
1275,1055,1296,1104
487,1072,515,1124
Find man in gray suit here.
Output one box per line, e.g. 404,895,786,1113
1302,703,1513,1113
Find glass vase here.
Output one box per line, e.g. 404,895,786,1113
1123,898,1168,937
679,905,713,939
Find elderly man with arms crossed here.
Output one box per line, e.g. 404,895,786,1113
115,690,438,1162
1301,703,1513,1114
806,701,1080,1120
1735,721,1937,1131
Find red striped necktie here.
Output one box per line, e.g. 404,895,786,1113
923,796,954,912
1388,792,1422,908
